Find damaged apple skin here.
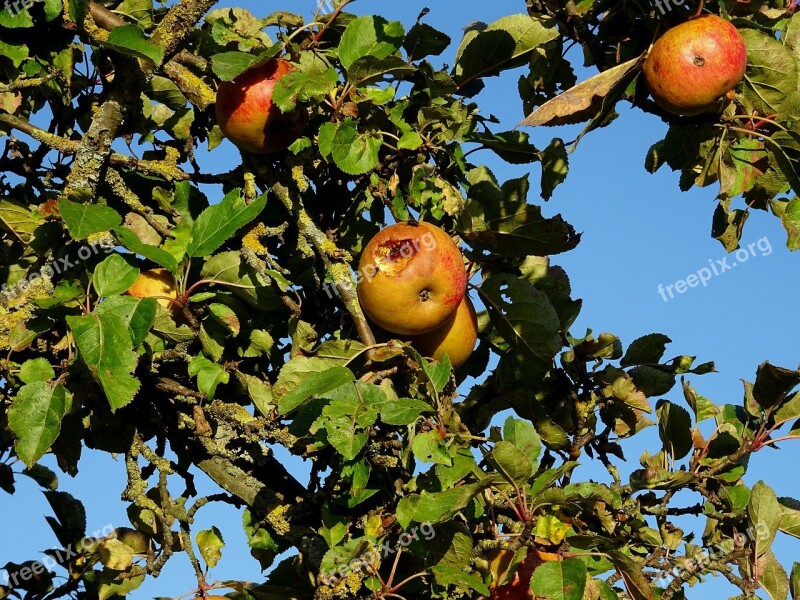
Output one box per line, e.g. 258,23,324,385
357,221,467,336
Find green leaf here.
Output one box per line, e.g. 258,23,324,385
540,137,569,199
749,480,783,556
621,334,671,367
791,562,800,600
488,441,532,485
454,14,558,85
396,483,484,528
775,392,800,425
208,303,241,337
188,189,267,257
196,527,225,568
188,354,229,399
607,550,654,600
58,199,122,240
481,274,562,365
95,296,158,347
782,196,800,251
760,550,790,600
19,358,56,384
97,572,145,600
273,52,338,112
210,51,263,81
779,498,800,541
0,3,34,27
322,382,382,460
458,175,579,256
432,566,489,596
68,0,88,24
740,29,798,115
330,119,381,176
346,55,416,85
278,366,355,415
42,0,61,19
22,464,58,490
93,254,140,298
200,251,280,310
44,490,86,547
503,416,541,468
67,313,140,411
243,508,282,570
106,24,164,64
753,362,800,413
682,379,718,422
404,21,451,61
339,16,405,70
0,198,43,244
8,383,70,467
99,539,135,570
529,558,587,600
466,130,539,165
656,400,693,461
423,355,451,394
115,228,180,272
412,430,452,466
379,398,433,426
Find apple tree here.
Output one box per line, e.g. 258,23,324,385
1,1,800,599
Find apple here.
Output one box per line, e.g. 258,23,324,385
357,221,467,336
127,268,178,309
410,295,478,368
215,59,307,154
642,15,746,116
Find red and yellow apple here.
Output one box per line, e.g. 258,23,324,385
410,295,478,368
215,58,307,154
127,268,178,309
643,15,747,116
357,221,467,336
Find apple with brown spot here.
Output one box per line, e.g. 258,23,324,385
215,59,307,154
357,221,467,336
643,15,746,116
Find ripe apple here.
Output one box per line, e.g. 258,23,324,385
215,59,307,154
127,268,178,309
642,15,746,116
357,221,467,336
410,295,478,368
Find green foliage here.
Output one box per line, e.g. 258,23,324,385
0,1,798,600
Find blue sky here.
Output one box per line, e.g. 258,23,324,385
2,1,799,598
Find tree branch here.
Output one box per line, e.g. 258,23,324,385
151,0,220,64
269,181,376,347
